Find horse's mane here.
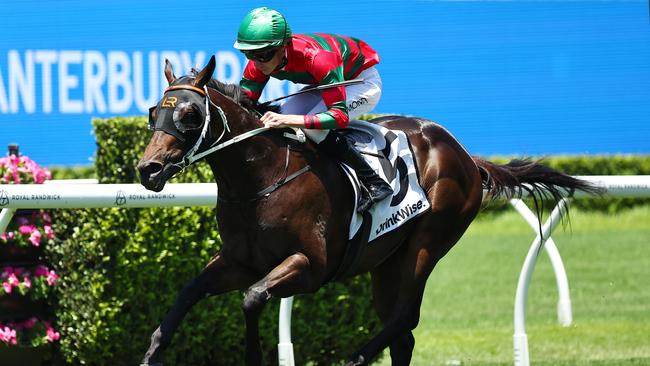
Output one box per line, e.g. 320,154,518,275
188,70,281,115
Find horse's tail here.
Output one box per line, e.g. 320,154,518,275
472,157,604,205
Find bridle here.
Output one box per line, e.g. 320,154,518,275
155,84,277,172
151,83,309,202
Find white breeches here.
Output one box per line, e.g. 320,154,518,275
280,66,382,143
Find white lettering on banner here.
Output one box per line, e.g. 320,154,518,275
0,68,7,113
84,51,107,113
0,50,290,115
133,52,158,111
215,51,241,84
108,51,132,113
9,50,35,113
59,51,83,113
34,50,57,114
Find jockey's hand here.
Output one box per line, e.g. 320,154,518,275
261,112,305,129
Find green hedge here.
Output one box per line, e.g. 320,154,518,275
49,165,96,181
47,117,381,365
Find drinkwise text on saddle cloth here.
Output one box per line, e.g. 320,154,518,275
375,200,424,236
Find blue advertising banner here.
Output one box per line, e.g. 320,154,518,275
1,1,649,165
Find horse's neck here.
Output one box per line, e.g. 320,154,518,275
206,90,287,199
209,89,263,135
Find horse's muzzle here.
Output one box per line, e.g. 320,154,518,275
137,160,166,192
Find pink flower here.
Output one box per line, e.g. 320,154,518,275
46,270,58,286
7,232,15,240
29,230,42,246
46,327,60,342
0,233,6,242
44,225,55,240
0,326,17,345
35,169,52,184
34,265,49,277
19,225,34,235
23,276,32,288
2,266,14,276
2,282,12,294
7,273,19,286
41,212,52,223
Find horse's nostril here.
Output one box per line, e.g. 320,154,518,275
138,161,163,179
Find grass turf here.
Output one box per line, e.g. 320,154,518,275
374,206,650,365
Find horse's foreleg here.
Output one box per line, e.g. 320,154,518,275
242,252,312,366
141,254,257,365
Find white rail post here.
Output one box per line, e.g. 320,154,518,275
513,198,568,366
510,199,572,326
0,208,16,234
278,296,295,366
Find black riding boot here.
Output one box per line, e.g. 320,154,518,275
319,131,393,214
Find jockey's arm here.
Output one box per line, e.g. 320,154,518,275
239,62,269,102
262,52,350,129
259,84,349,129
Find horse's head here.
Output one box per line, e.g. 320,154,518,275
137,56,219,191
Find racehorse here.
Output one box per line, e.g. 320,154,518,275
137,56,601,366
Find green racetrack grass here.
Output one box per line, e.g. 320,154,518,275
374,206,650,366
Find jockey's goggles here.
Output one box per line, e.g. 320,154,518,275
243,47,278,63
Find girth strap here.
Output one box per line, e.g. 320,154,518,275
254,165,311,200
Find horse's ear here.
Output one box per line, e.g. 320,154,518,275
193,55,216,88
164,59,176,85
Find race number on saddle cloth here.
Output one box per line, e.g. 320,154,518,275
340,120,431,243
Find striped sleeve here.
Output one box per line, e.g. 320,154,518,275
303,51,349,129
239,61,269,101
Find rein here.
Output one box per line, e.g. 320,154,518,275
163,84,310,202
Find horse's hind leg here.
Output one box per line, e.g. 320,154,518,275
370,251,419,365
350,232,436,366
141,254,257,365
349,205,478,365
241,252,314,366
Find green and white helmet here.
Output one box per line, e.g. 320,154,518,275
234,7,292,51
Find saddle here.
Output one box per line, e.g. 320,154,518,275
330,120,431,279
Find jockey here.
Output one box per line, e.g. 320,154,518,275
234,7,393,214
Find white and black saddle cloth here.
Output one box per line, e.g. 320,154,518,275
333,120,431,278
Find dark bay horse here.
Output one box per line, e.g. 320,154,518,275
137,56,600,366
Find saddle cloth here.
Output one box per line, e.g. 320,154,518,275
339,120,431,244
